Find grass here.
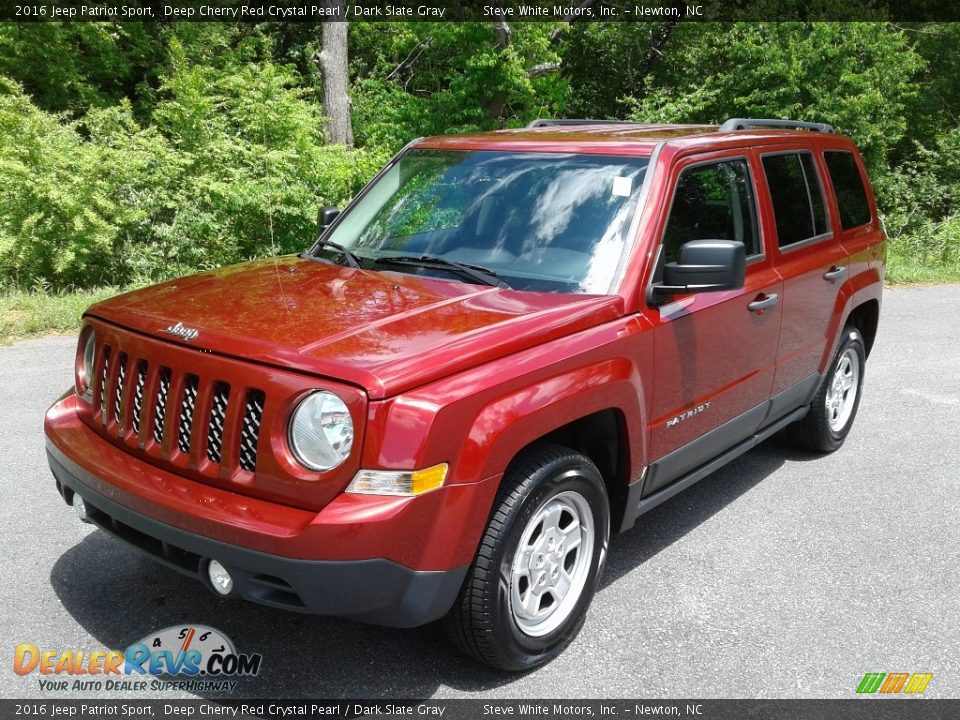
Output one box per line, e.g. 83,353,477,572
0,286,121,345
884,255,960,284
886,222,960,284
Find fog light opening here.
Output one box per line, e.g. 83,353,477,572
73,495,91,523
207,560,234,596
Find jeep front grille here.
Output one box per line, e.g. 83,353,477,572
93,344,266,474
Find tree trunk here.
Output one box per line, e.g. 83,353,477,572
315,12,353,147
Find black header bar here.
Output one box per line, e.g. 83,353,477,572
1,0,959,22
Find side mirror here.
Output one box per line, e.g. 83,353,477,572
655,240,746,297
317,206,340,234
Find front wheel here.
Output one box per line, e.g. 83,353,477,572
443,443,610,671
788,326,866,453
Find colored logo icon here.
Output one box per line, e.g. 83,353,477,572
856,672,933,694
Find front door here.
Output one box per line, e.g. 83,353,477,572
644,152,782,496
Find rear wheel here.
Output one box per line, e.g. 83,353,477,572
443,443,609,671
788,326,866,453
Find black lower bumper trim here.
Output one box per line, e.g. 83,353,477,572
47,449,467,628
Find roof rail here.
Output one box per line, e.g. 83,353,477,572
526,119,641,128
719,118,834,133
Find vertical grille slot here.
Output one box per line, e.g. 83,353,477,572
153,367,171,445
206,383,231,464
113,353,128,429
177,374,199,454
99,347,111,424
238,390,265,472
131,361,148,434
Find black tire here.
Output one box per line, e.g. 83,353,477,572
442,443,610,672
788,326,866,453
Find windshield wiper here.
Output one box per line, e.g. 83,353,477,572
374,254,509,288
309,239,362,268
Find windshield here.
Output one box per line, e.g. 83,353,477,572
314,150,650,294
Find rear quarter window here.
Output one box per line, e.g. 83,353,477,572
824,151,872,230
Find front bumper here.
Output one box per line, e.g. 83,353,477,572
48,447,467,627
44,393,501,627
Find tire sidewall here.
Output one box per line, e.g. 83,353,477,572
825,328,866,444
493,459,610,668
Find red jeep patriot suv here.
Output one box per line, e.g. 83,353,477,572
45,118,884,671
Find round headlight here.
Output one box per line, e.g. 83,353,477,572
288,391,354,471
77,329,96,398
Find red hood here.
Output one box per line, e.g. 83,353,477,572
86,256,624,399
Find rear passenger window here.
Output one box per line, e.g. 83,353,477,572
662,159,760,263
824,151,871,230
762,152,829,248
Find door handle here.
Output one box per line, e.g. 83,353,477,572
823,266,848,282
747,293,779,314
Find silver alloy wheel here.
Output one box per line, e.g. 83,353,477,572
509,490,595,637
825,347,860,432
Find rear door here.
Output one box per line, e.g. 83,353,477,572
644,151,782,496
822,148,884,296
760,149,848,410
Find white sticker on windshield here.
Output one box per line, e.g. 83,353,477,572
612,176,633,197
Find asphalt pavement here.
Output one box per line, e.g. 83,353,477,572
1,284,958,700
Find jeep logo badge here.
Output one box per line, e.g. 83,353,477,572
163,321,199,342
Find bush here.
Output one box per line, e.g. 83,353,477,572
0,54,387,291
349,22,566,145
624,23,924,169
147,47,387,280
877,128,960,235
0,78,163,288
876,126,960,282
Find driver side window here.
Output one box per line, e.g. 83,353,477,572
662,159,760,263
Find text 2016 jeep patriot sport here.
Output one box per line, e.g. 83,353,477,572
45,118,884,671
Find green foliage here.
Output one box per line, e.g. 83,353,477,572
893,23,960,156
0,53,385,290
877,127,960,282
352,77,431,151
624,23,924,169
562,23,676,120
0,23,161,114
148,44,386,277
350,23,566,150
2,20,960,296
0,77,164,288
